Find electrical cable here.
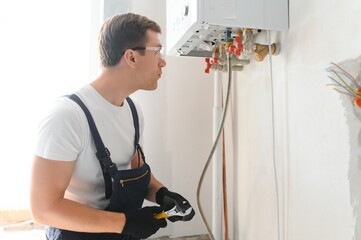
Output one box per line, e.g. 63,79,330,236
326,62,361,98
267,30,282,240
196,53,233,240
330,62,359,86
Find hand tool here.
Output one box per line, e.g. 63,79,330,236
154,205,193,219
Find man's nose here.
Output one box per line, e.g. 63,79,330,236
160,57,166,67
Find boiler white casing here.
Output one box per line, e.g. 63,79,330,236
166,0,289,57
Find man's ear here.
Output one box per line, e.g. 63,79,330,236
123,49,136,66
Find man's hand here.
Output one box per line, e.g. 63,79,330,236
122,206,167,239
156,187,195,222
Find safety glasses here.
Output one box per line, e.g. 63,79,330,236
131,46,164,59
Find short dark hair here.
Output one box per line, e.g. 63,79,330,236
98,12,161,68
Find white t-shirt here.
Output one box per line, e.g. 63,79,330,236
35,85,144,209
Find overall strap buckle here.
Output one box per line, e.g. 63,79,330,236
96,148,115,171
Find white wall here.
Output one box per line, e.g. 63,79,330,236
127,0,361,239
230,0,359,239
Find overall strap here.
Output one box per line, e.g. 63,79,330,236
125,97,139,147
69,94,115,199
125,97,145,165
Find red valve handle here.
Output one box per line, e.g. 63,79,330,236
205,58,211,73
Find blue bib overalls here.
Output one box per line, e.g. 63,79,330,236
45,94,151,240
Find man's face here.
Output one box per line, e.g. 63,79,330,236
133,30,166,91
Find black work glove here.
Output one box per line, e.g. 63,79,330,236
122,206,167,239
156,187,195,222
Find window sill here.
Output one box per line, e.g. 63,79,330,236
0,209,43,231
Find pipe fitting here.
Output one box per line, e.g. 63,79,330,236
253,43,280,62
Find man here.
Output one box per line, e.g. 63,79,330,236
30,13,194,240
